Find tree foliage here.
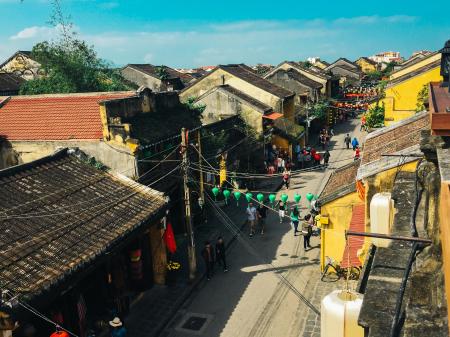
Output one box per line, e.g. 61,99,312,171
20,0,130,94
310,100,328,121
415,84,429,112
365,102,385,128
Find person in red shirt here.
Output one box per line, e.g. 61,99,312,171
354,146,361,160
313,152,321,166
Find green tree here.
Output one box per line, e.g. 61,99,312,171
415,84,429,112
310,100,328,121
20,0,130,94
365,102,385,128
156,66,169,80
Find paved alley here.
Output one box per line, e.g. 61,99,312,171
159,118,365,337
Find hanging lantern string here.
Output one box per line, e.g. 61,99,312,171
3,290,79,337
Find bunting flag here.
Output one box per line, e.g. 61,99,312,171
164,222,177,254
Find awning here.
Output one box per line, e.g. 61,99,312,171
263,112,283,120
341,204,365,268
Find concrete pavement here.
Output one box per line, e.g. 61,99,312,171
160,118,365,337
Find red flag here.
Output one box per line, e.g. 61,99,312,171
164,222,177,254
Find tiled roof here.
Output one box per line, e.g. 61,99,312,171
0,91,135,140
0,51,33,69
341,204,365,268
126,64,194,83
0,149,165,299
391,51,439,76
216,85,273,113
387,59,440,87
320,160,360,202
285,61,331,80
284,69,323,89
361,112,430,165
219,64,294,98
273,117,305,141
356,57,377,66
0,73,25,92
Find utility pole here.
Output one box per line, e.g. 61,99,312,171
197,130,205,205
181,128,196,281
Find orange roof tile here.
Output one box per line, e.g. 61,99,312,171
341,204,365,268
0,92,134,141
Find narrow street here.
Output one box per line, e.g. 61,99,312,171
160,118,365,337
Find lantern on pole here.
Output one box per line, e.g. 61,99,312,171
233,191,242,206
269,194,276,207
223,189,231,204
211,187,219,201
281,193,288,203
257,193,264,203
245,192,253,203
294,193,301,204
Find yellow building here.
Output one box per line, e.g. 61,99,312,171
319,111,430,271
379,52,442,126
319,160,364,271
355,57,377,74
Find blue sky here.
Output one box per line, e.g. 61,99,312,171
1,0,449,68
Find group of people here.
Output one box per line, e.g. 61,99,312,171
319,128,334,150
201,237,228,280
344,133,361,160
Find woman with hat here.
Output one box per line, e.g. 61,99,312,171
109,317,126,337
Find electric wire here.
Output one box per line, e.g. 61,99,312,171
202,189,320,315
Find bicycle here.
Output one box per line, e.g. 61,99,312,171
321,256,361,282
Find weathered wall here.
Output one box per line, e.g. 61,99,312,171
0,54,42,80
382,66,442,126
4,140,138,178
356,59,377,73
121,67,163,91
196,89,264,134
271,63,328,95
320,191,362,270
180,68,283,113
0,139,20,169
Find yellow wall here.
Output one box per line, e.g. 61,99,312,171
356,59,376,73
364,161,418,231
320,192,363,270
380,66,441,126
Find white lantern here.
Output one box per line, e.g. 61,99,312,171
321,290,364,337
370,192,393,247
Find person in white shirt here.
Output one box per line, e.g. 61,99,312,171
246,202,257,237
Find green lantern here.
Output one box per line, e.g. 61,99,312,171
212,187,219,201
281,193,288,203
234,191,242,206
223,189,231,204
257,193,264,203
306,193,314,202
294,193,301,204
245,192,253,203
269,194,276,207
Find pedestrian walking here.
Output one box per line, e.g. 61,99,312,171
215,237,228,272
313,152,321,166
302,214,313,250
246,202,257,236
278,201,286,223
201,241,215,280
291,206,300,236
109,317,126,337
360,114,367,131
277,156,283,173
283,170,290,189
257,202,267,235
323,150,330,167
351,137,359,151
354,146,361,161
281,157,286,172
344,134,351,149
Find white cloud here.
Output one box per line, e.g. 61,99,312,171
10,26,57,40
143,53,153,63
333,15,417,25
